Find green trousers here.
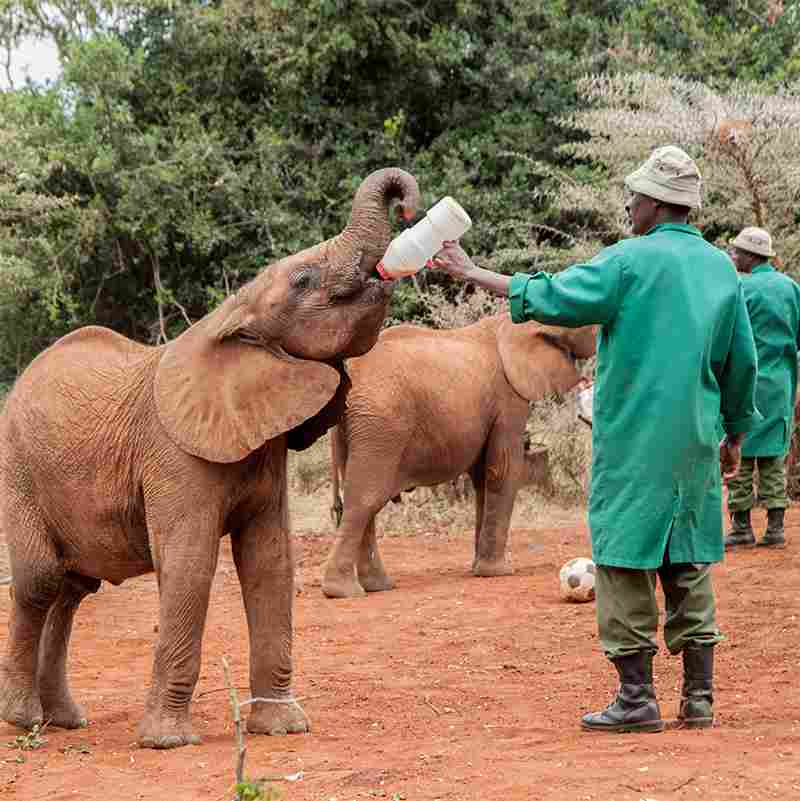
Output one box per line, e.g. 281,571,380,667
727,455,788,512
595,561,723,658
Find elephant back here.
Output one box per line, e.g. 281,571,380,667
3,326,157,441
9,326,154,394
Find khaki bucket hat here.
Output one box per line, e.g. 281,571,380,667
730,226,775,258
625,145,702,210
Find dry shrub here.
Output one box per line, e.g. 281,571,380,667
527,394,592,504
419,283,506,329
377,486,477,537
288,435,331,495
558,72,800,274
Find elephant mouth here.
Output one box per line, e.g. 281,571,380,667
360,275,393,303
330,273,391,306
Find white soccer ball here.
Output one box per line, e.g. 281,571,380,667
559,556,596,603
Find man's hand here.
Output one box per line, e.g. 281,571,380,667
430,240,477,280
429,241,513,297
720,434,744,480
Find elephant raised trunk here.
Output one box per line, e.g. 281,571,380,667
338,167,422,274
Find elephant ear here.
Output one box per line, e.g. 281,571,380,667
287,366,351,452
497,316,584,402
155,304,340,464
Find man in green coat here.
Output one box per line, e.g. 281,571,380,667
431,145,761,734
724,226,800,549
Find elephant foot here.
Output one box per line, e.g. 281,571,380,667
357,571,395,593
247,697,309,736
40,692,88,729
321,569,366,599
472,558,514,577
0,678,43,730
136,712,201,749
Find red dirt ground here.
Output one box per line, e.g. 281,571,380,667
1,507,799,801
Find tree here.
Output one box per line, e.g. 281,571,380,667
0,89,88,384
2,1,800,383
551,72,800,274
606,0,800,87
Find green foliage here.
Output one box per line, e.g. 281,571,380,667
6,722,48,751
608,0,800,87
0,1,798,379
233,779,280,801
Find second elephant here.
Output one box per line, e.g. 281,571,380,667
321,313,596,598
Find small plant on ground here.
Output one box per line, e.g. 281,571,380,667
60,743,91,755
233,779,280,801
6,722,48,751
222,657,281,801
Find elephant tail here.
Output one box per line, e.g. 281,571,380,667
330,425,347,527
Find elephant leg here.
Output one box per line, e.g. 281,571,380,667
0,513,63,730
322,457,397,598
469,459,487,572
37,573,101,729
231,505,309,737
136,524,220,749
321,501,373,598
357,515,394,593
473,426,520,578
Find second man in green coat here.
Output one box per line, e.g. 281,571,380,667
724,226,800,549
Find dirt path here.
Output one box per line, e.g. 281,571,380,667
1,508,798,800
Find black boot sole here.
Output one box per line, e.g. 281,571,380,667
581,720,665,733
673,717,713,730
756,541,786,548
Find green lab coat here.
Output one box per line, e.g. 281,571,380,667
509,224,761,569
739,264,800,458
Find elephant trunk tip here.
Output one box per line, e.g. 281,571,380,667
399,205,416,222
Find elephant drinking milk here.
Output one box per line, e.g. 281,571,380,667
321,313,596,598
0,168,420,748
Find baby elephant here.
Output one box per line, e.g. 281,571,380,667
321,313,596,598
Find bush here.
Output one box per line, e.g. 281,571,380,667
527,395,592,503
289,437,331,495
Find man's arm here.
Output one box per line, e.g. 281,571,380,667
719,283,762,438
720,432,744,480
429,244,511,295
432,241,623,328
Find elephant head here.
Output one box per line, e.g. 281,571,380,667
496,315,597,401
154,167,421,463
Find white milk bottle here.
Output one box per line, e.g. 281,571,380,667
376,196,472,280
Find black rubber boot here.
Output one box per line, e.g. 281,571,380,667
758,508,786,548
581,651,664,733
724,509,756,549
677,644,714,729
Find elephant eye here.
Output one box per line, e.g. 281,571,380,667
290,268,318,291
